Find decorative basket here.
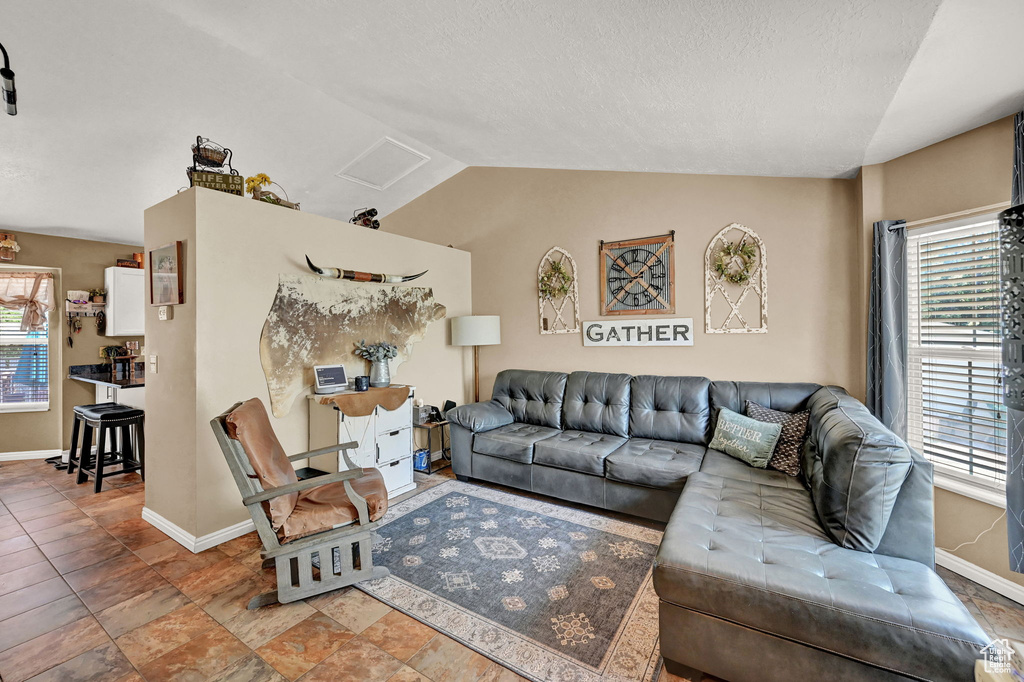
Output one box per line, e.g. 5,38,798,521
253,188,300,211
191,142,227,167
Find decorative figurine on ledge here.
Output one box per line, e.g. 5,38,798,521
245,173,300,210
350,208,380,229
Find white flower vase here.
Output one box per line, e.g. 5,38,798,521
370,360,391,388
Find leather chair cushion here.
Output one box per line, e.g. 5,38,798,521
534,429,628,475
698,448,806,491
562,371,631,437
605,439,705,491
492,369,568,429
473,422,561,463
804,386,914,552
446,400,514,433
278,468,388,542
654,472,988,682
74,403,144,421
629,376,711,443
226,398,299,530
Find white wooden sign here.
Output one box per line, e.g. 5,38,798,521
582,318,694,347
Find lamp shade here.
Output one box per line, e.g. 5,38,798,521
451,315,501,346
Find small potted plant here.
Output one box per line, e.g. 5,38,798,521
354,340,398,388
88,288,106,304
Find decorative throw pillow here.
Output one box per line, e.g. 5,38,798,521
708,407,782,469
745,400,810,477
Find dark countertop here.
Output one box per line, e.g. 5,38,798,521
68,363,145,389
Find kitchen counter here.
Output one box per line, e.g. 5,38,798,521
68,363,145,389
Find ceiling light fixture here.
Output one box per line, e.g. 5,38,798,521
0,41,16,116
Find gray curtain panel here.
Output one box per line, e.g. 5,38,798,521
866,220,908,438
1006,112,1024,573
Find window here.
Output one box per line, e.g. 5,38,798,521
0,306,49,412
907,217,1006,489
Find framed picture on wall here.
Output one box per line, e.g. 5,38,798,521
150,241,184,305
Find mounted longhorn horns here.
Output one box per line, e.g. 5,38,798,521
305,255,428,283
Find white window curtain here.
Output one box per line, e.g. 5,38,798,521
0,272,55,331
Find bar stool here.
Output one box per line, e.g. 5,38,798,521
68,403,145,493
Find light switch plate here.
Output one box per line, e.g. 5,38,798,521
148,354,158,374
158,306,170,321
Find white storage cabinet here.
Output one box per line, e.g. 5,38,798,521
307,392,415,499
103,267,145,336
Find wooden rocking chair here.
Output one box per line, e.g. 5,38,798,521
211,398,389,609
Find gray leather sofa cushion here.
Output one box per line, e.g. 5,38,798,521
804,386,914,553
605,439,705,491
699,448,806,491
709,381,821,437
492,369,567,429
472,422,560,464
534,430,628,476
654,473,987,682
446,400,514,433
563,371,631,437
629,376,711,444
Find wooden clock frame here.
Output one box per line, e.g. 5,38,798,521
599,232,675,316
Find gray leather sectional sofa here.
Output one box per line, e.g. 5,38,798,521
447,369,990,682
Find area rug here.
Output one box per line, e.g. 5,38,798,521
356,479,663,682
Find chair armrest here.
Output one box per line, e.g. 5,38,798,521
446,400,514,433
242,468,364,506
286,441,359,463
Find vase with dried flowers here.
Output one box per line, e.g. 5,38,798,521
354,340,398,388
0,234,20,262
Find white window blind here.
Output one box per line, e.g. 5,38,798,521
907,218,1006,487
0,307,49,411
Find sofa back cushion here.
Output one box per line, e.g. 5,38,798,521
492,369,568,429
563,371,631,437
803,386,914,553
629,376,711,443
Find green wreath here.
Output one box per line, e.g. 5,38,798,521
539,261,572,300
713,241,758,284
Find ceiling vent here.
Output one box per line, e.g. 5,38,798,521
335,137,431,191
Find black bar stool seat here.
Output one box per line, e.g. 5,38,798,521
68,403,145,493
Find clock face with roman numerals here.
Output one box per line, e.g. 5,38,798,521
600,234,675,316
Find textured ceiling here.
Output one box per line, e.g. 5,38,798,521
2,0,1023,244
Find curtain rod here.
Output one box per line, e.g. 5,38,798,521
903,201,1011,229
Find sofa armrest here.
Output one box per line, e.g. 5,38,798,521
446,401,514,433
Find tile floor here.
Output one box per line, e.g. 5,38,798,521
0,457,1016,682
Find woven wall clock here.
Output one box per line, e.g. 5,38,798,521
599,232,675,316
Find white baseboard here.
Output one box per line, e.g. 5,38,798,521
142,506,255,554
936,548,1024,606
0,449,61,462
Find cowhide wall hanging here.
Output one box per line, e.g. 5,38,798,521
260,275,446,417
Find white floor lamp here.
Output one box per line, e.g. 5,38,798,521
451,315,501,403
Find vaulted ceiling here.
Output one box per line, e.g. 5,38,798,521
2,0,1022,244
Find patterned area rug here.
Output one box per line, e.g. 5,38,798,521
356,480,663,682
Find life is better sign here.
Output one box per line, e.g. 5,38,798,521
582,318,694,347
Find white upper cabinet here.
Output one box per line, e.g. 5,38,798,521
104,267,145,336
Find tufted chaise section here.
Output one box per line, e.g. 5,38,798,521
562,371,631,437
654,473,988,682
629,375,711,443
491,369,567,429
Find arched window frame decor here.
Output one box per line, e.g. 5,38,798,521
538,246,581,335
704,223,768,334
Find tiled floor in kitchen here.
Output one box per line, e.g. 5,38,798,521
0,457,1016,681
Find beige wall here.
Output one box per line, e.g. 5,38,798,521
145,188,472,540
0,233,143,454
876,116,1018,587
387,117,1020,591
386,167,863,400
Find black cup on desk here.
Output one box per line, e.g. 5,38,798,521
354,376,370,392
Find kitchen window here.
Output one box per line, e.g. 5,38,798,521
0,270,55,413
0,307,49,412
906,217,1007,494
